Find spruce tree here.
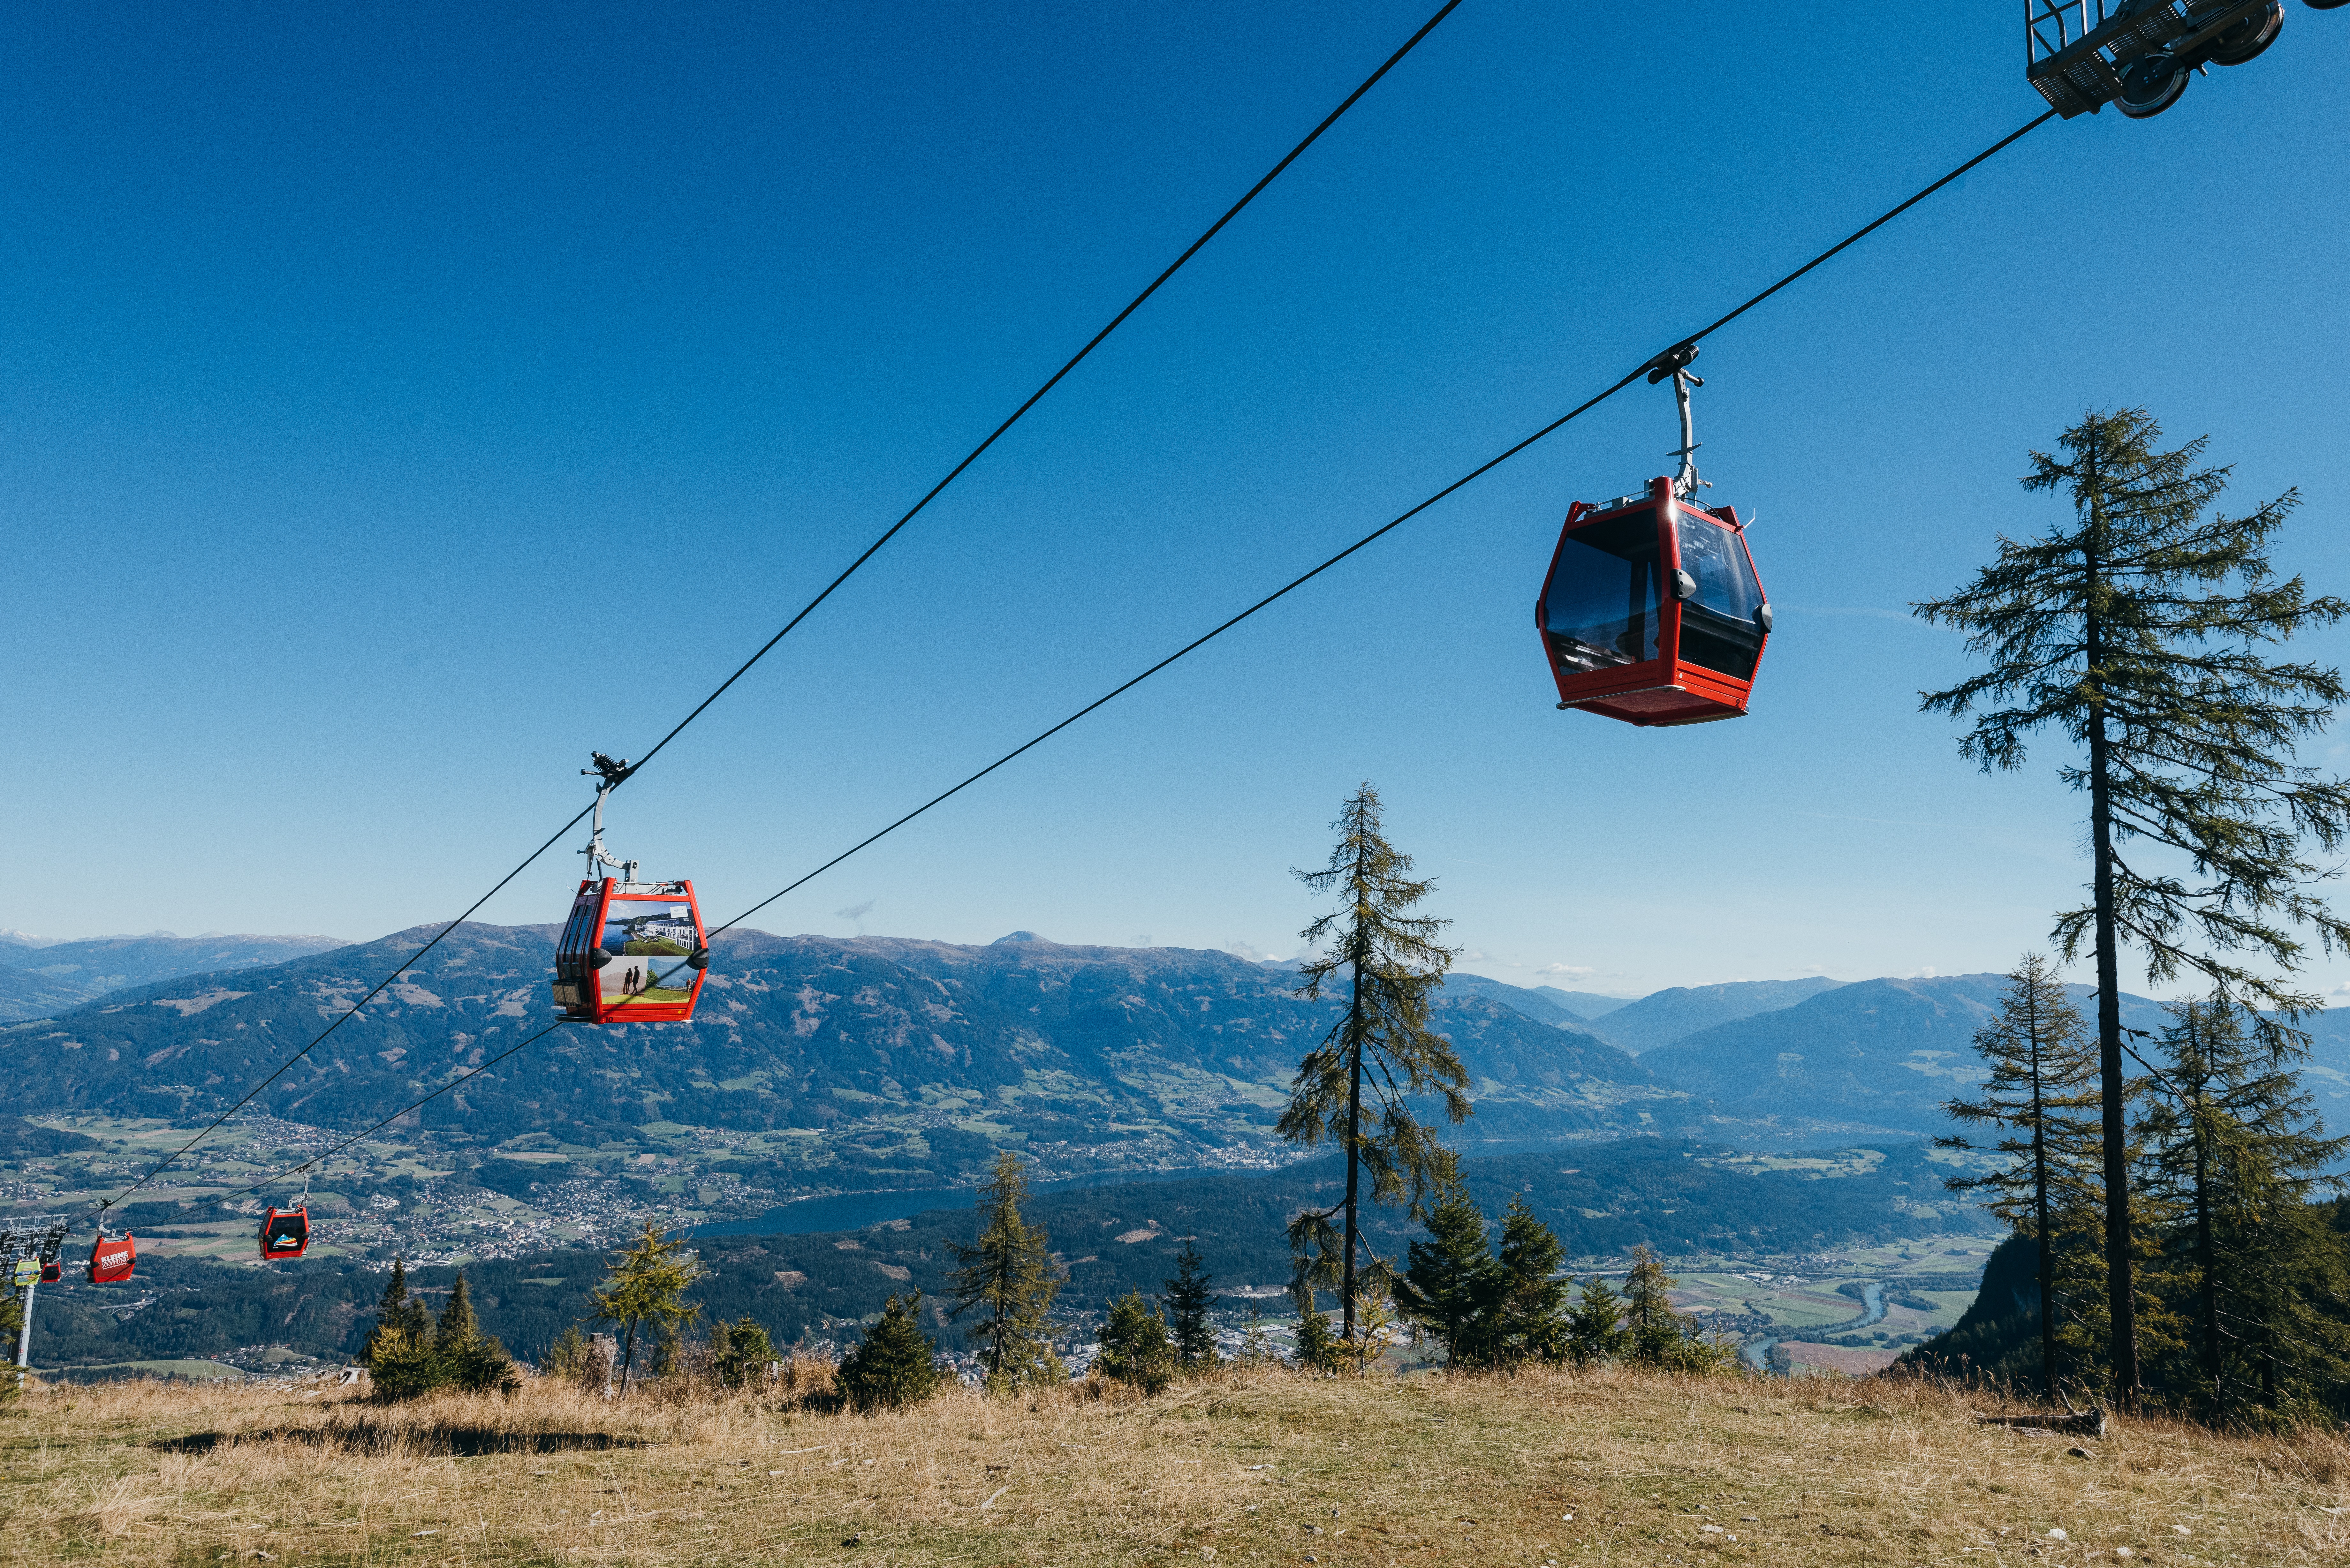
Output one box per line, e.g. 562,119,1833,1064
429,1272,520,1395
1280,783,1469,1352
836,1293,943,1411
948,1151,1062,1390
1161,1240,1217,1368
1938,954,2103,1395
364,1257,414,1365
1097,1290,1177,1394
1565,1276,1629,1366
1492,1196,1572,1366
1916,406,2350,1402
437,1273,478,1346
1397,1186,1500,1367
2144,998,2350,1418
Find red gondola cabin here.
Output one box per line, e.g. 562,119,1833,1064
88,1233,135,1284
551,878,709,1024
260,1207,310,1260
1537,476,1771,726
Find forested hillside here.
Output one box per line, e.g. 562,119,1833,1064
25,1137,1977,1370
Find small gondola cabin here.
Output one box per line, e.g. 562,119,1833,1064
260,1207,310,1261
1536,476,1770,726
88,1233,135,1284
551,879,709,1025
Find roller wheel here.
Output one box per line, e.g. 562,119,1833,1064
2117,52,2191,117
2304,0,2347,11
2213,1,2285,62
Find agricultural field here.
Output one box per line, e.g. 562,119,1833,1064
4,1362,2344,1566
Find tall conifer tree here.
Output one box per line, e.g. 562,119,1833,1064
1621,1246,1681,1366
1939,954,2103,1394
1397,1187,1501,1366
1161,1240,1217,1368
1280,783,1468,1350
1916,407,2350,1401
1492,1196,1572,1366
2144,998,2350,1417
948,1151,1062,1389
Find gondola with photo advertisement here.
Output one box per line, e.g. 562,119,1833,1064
550,752,711,1025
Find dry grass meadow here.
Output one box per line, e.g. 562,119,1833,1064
3,1363,2345,1566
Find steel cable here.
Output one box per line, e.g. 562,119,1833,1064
81,3,1464,1219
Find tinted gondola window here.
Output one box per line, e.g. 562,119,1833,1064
1543,508,1660,672
598,900,700,1009
1673,512,1765,680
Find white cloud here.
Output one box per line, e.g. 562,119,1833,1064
1536,963,1596,978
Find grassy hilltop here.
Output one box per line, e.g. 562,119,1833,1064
4,1365,2346,1566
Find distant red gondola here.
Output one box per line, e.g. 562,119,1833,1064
260,1207,310,1260
550,753,710,1025
88,1232,136,1284
1537,345,1771,726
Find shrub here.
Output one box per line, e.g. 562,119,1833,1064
1292,1306,1342,1373
1096,1291,1175,1394
711,1317,777,1391
836,1293,943,1412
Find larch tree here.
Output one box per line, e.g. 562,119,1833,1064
2144,998,2350,1418
1622,1246,1680,1364
948,1151,1062,1390
1915,406,2350,1401
1279,782,1469,1351
590,1221,705,1395
1938,954,2104,1395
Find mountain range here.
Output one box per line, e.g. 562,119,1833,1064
8,922,2348,1164
0,925,1703,1186
0,932,347,1022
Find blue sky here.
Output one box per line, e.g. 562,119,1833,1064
7,2,2350,1001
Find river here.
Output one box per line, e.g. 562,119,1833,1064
1741,1279,1885,1375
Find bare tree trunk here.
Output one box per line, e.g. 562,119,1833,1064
2191,1049,2221,1416
620,1321,638,1396
1341,895,1366,1351
2029,998,2057,1398
2084,494,2140,1405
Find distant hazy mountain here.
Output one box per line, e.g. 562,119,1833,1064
1596,977,1848,1055
1530,986,1641,1020
2,924,1699,1182
2285,1010,2350,1130
1639,976,2173,1133
1445,974,1601,1031
0,964,100,1024
8,932,347,994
